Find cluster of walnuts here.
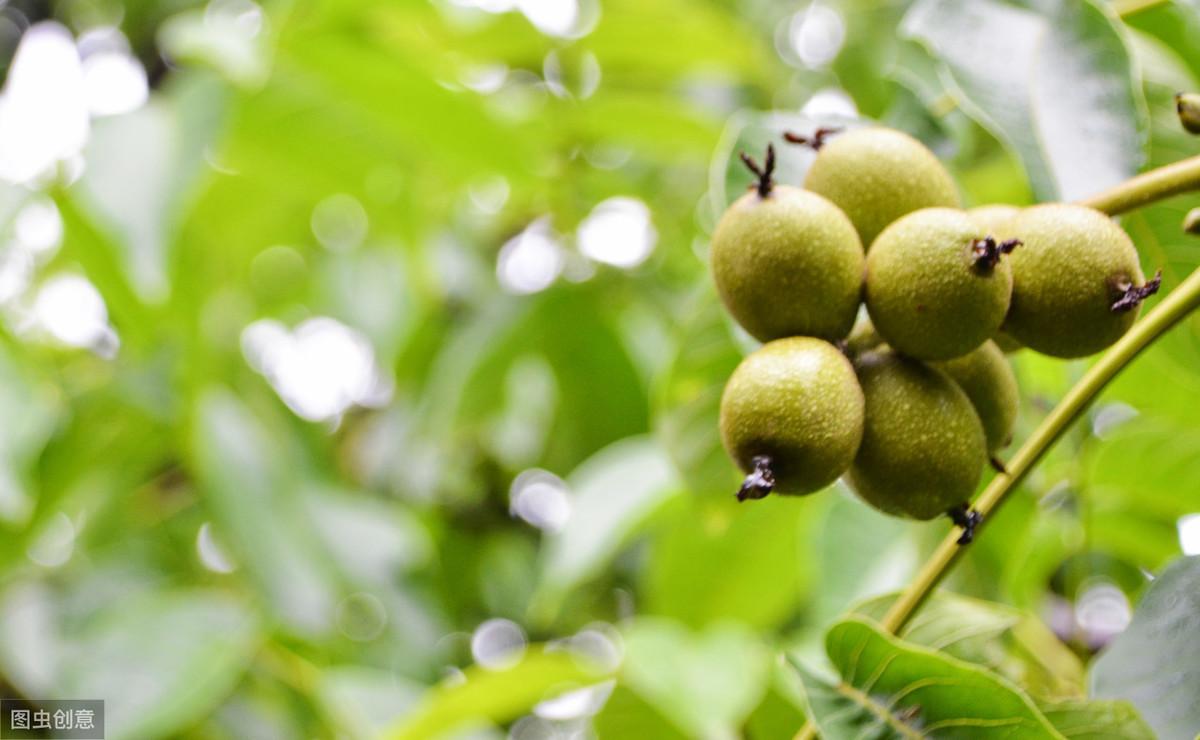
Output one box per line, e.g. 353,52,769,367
712,126,1161,542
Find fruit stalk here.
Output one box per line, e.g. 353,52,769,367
793,250,1200,740
1078,154,1200,216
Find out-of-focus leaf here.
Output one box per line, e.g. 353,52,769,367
477,532,537,622
532,436,678,621
0,344,59,525
566,89,722,161
620,617,769,738
854,591,1084,700
585,0,774,84
810,491,916,628
1038,698,1154,740
1123,1,1200,83
305,485,433,587
380,647,609,740
792,617,1062,739
653,284,744,497
158,6,271,87
191,389,342,635
76,72,227,303
836,0,907,117
1087,417,1200,521
902,0,1144,201
641,495,816,630
592,685,687,740
319,666,425,739
58,590,260,740
424,287,649,480
277,31,539,183
744,661,808,740
1091,555,1200,739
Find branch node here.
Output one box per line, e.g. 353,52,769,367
989,455,1008,475
1111,269,1163,313
947,503,983,545
739,144,776,198
736,455,775,502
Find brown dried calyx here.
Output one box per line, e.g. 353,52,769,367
736,455,775,502
1111,269,1163,313
739,144,776,198
783,127,841,151
971,236,1021,273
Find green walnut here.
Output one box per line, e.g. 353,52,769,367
932,340,1018,454
848,349,986,520
844,312,884,357
1003,204,1160,358
720,337,865,499
711,145,864,343
968,204,1020,238
865,208,1016,361
803,127,961,248
992,330,1024,354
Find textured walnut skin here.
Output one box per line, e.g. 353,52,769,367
719,337,865,495
1003,204,1144,358
804,127,961,249
711,185,864,343
848,349,986,520
865,208,1013,361
932,340,1019,454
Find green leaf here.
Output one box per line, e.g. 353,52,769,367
640,495,817,630
58,590,260,740
653,284,745,497
75,73,228,303
854,591,1085,700
379,646,609,740
810,492,916,628
902,0,1144,201
1038,698,1154,740
1091,555,1200,739
1122,1,1200,83
791,660,923,740
793,616,1064,739
190,389,343,636
621,618,769,738
744,661,809,740
0,343,59,526
318,666,425,738
592,685,688,740
532,436,679,621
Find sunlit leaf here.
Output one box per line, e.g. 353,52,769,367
854,591,1085,700
533,436,679,620
792,616,1062,739
903,0,1144,200
1038,698,1154,740
621,617,769,737
380,647,609,740
58,590,260,740
191,389,342,636
1091,555,1200,739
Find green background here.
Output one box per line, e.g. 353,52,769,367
0,0,1198,737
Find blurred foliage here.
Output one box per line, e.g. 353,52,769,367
0,0,1196,738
